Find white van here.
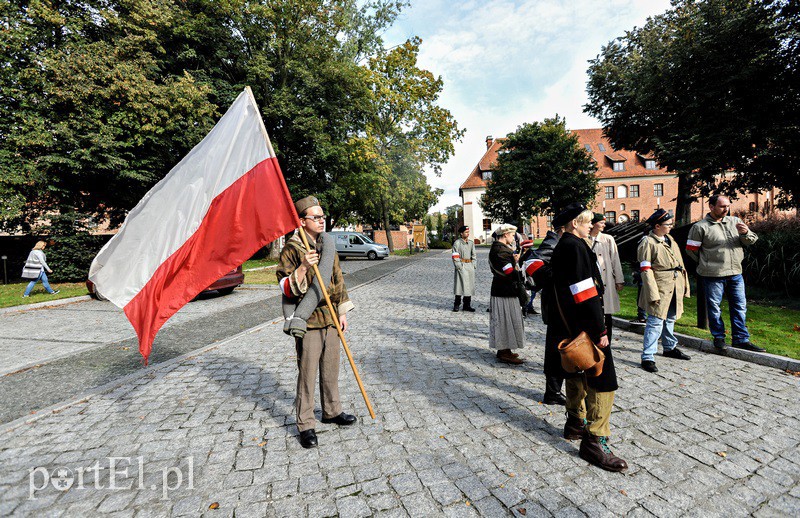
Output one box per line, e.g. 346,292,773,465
329,231,390,260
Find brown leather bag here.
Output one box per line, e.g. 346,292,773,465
554,288,605,377
557,331,605,375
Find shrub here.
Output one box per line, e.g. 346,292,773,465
743,214,800,295
429,240,452,249
46,213,111,282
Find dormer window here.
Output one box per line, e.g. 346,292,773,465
598,143,606,152
482,171,492,181
645,159,656,170
612,161,625,172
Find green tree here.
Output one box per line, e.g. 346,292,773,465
585,0,800,223
0,0,217,231
350,37,464,250
481,117,598,224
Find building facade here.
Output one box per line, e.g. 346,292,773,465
461,131,781,239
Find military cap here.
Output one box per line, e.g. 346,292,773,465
552,202,587,228
645,208,672,227
294,196,320,215
496,223,517,236
458,225,469,233
592,212,606,224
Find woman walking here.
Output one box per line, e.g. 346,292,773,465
21,241,60,297
545,204,627,472
488,223,525,365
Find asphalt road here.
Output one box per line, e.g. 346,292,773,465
0,255,421,425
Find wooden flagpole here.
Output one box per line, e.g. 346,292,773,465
297,226,376,419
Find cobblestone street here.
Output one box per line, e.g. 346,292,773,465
1,249,798,517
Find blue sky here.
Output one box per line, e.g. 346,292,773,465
382,0,672,213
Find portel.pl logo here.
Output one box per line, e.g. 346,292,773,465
29,456,193,500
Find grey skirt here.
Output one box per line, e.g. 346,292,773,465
489,296,525,350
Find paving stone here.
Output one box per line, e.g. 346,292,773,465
336,495,372,518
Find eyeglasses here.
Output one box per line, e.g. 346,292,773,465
303,215,326,222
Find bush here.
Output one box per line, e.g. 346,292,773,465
743,214,800,295
429,240,452,249
46,213,111,282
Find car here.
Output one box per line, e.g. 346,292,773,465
329,231,390,260
86,265,245,300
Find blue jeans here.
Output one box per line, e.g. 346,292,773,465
24,271,55,296
525,289,538,311
702,274,750,344
642,296,678,361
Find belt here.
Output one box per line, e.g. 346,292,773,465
461,259,473,263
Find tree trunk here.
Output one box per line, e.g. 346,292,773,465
674,172,696,227
383,212,394,252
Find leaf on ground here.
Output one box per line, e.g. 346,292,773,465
620,489,628,496
518,508,527,516
466,501,471,506
717,451,727,457
208,502,219,509
786,369,800,377
793,324,799,332
258,441,267,447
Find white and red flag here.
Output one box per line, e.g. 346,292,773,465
89,88,298,362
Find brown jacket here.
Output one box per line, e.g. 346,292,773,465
276,234,354,329
637,232,690,320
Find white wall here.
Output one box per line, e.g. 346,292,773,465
461,187,501,242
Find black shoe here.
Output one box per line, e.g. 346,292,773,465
299,429,318,448
542,392,567,405
641,360,658,373
732,342,766,353
564,414,586,440
321,412,357,426
528,308,539,315
452,305,460,312
463,306,476,312
629,317,646,326
579,435,628,472
663,348,691,360
713,337,729,351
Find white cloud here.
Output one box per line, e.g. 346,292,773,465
384,0,672,212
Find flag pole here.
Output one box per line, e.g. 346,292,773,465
297,227,376,419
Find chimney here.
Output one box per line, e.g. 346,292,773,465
485,135,493,150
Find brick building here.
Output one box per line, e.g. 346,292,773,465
460,131,781,240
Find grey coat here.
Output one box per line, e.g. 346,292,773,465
452,238,476,296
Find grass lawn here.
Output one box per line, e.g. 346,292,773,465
244,266,278,285
242,258,278,270
617,286,800,360
0,281,89,309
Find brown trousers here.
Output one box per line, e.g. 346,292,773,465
565,375,615,437
295,327,342,432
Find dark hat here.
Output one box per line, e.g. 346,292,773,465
552,202,587,228
294,196,320,215
458,225,469,233
645,208,673,227
592,212,606,224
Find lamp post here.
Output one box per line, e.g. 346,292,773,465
1,255,7,285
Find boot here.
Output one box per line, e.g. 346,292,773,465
563,414,586,440
579,435,628,472
462,296,476,312
496,349,523,365
453,296,461,312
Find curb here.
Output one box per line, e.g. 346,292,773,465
0,295,92,315
612,316,800,372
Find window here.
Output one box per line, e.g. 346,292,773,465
483,218,491,231
617,185,628,198
349,235,363,245
629,184,639,197
584,144,592,152
598,143,606,152
749,202,757,212
612,161,625,172
619,203,626,211
631,210,640,222
645,159,657,170
604,186,614,199
654,183,664,197
482,171,492,181
604,211,617,224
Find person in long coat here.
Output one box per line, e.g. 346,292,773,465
489,223,525,364
545,204,627,472
638,209,692,372
451,225,476,312
588,213,624,342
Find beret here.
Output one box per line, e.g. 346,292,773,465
295,196,320,215
458,225,469,233
592,212,606,224
552,202,587,228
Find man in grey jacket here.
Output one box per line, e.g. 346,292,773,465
686,195,763,352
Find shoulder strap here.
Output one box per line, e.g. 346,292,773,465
553,286,573,337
